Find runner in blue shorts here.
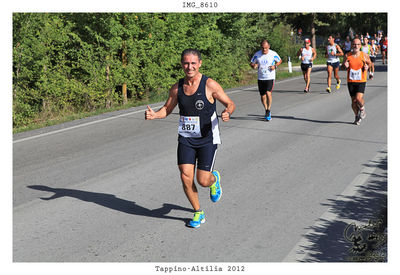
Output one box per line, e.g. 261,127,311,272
145,49,236,228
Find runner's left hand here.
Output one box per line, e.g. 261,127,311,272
221,110,230,122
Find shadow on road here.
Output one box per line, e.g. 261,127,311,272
27,185,193,225
296,150,387,262
272,115,352,125
230,114,352,125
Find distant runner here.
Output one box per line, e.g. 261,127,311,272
325,35,344,93
344,36,352,55
145,49,236,228
342,38,372,125
250,39,282,121
361,37,373,79
297,38,317,93
380,36,388,65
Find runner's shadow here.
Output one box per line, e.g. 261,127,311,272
373,64,387,72
27,185,192,224
232,114,352,124
272,115,353,125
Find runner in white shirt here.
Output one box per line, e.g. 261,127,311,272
297,38,317,93
250,39,282,121
369,39,378,79
344,36,352,55
325,35,344,93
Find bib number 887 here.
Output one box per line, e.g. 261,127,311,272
182,124,196,131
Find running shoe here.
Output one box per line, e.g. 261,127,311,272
354,115,361,125
326,87,331,93
359,106,366,119
336,79,341,90
188,210,205,228
369,73,373,80
210,170,222,202
266,110,272,121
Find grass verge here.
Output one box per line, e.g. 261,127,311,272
13,68,303,134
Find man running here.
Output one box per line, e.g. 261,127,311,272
367,38,378,79
342,38,372,125
380,36,388,65
250,39,282,121
145,49,236,228
297,38,317,93
361,37,373,79
325,35,344,93
344,36,352,55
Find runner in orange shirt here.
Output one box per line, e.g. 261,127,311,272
342,38,372,125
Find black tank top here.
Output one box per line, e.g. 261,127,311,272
177,75,220,147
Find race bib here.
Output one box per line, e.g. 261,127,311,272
260,65,269,75
178,116,201,138
349,69,362,81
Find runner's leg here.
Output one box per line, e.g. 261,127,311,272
179,164,200,211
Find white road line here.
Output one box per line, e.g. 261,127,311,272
282,147,387,262
12,105,164,144
13,71,325,144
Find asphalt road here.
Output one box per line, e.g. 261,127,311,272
13,62,387,263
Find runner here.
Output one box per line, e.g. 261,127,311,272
342,38,372,125
325,35,344,93
145,49,236,228
250,39,282,121
369,39,378,79
380,36,388,65
361,37,374,79
344,36,352,55
296,38,317,93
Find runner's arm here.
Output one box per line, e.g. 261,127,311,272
336,45,344,56
312,48,317,61
275,58,283,68
145,83,178,120
250,55,258,69
296,48,303,59
341,53,349,69
207,79,236,122
364,54,372,68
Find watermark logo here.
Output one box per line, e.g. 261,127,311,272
344,219,387,261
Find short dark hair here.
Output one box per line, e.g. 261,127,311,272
260,39,270,46
181,49,202,62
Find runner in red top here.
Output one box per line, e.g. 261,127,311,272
380,36,388,65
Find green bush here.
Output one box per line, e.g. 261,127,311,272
13,13,299,129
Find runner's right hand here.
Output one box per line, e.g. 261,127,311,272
145,105,156,120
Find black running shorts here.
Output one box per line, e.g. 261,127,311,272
301,63,313,71
348,82,366,97
258,79,274,95
177,142,217,172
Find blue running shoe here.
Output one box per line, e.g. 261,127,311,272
266,110,271,121
210,170,222,202
189,210,205,228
